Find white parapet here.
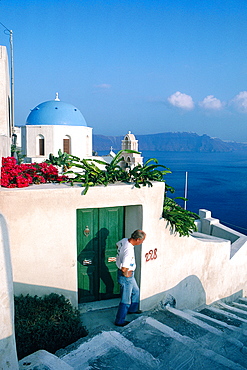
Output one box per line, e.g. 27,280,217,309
199,209,212,219
199,208,247,258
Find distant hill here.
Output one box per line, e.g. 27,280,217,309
93,132,247,152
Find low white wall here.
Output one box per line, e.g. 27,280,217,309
140,215,247,310
198,209,247,258
1,182,247,312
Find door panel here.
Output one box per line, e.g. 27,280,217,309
77,207,124,303
77,208,98,302
98,207,124,299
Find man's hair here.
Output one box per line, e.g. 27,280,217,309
131,230,146,240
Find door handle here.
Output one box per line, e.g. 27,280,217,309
108,257,116,262
84,226,90,237
82,259,92,265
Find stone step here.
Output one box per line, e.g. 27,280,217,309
78,298,119,314
171,306,247,346
199,305,247,348
232,302,247,312
122,316,247,370
19,350,73,370
158,306,247,368
238,298,247,305
185,308,247,344
60,330,160,370
57,298,247,369
200,305,247,330
216,302,247,319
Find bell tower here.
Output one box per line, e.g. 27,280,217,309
121,131,143,169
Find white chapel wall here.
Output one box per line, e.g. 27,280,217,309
24,125,93,162
53,125,92,158
24,125,54,161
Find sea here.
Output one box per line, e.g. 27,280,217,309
99,150,247,235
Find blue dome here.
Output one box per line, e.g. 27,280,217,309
26,99,87,126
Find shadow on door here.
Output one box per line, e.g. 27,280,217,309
77,207,124,303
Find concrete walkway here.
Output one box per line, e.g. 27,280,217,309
78,298,146,336
19,298,247,370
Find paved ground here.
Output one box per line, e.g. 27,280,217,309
79,298,146,336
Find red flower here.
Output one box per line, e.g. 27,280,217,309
1,157,69,188
0,172,10,187
16,175,29,188
2,157,17,167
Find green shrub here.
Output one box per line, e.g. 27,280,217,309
163,196,200,236
45,149,73,172
66,150,171,194
14,293,87,360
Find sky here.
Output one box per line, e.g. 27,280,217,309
1,0,247,142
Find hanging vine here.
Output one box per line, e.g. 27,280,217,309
47,149,199,236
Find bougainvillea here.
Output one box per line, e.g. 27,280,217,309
1,157,68,188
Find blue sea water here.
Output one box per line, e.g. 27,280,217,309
98,150,247,235
142,151,247,235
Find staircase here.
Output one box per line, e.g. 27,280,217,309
19,298,247,370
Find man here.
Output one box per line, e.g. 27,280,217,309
115,229,146,327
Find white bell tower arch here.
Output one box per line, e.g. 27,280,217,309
121,131,143,169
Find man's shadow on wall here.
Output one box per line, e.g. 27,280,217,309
78,228,114,300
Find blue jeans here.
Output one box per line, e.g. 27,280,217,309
115,270,140,325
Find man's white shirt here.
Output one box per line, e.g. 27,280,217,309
116,238,136,271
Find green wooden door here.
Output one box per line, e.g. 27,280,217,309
77,207,124,303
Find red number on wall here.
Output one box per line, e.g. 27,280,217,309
145,249,157,262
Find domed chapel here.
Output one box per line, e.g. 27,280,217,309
20,93,143,167
21,93,93,163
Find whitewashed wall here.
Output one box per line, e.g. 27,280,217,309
140,221,247,310
23,125,92,162
0,46,10,137
0,182,164,307
0,182,246,311
0,215,18,369
0,46,11,163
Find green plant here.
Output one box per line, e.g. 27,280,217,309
14,293,87,360
11,144,26,164
129,157,171,188
67,150,171,194
48,149,199,236
67,150,135,193
46,149,74,172
163,196,200,236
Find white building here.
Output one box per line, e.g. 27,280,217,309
120,131,143,168
0,45,18,370
21,93,93,163
0,46,11,163
20,95,143,169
